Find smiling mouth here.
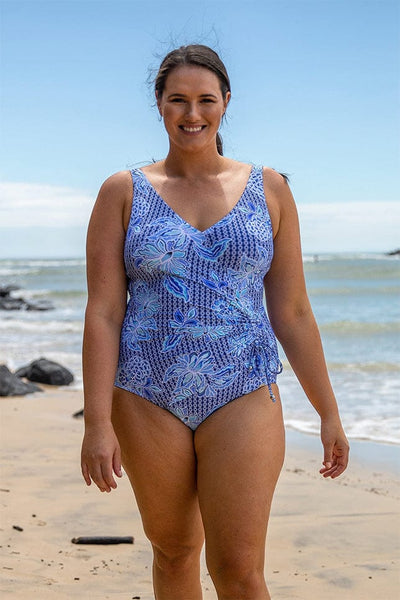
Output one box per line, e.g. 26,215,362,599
180,126,205,133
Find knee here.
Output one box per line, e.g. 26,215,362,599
152,539,202,576
207,552,266,598
144,523,203,574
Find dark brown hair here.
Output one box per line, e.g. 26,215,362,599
154,45,230,155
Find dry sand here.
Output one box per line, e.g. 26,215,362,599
1,389,399,599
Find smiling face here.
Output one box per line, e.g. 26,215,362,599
156,65,230,155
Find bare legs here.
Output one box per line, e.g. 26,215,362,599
112,389,204,600
112,386,285,600
195,387,285,599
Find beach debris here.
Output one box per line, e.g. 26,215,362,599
12,525,24,532
71,536,134,545
0,365,43,396
16,358,74,386
73,408,84,418
0,285,54,311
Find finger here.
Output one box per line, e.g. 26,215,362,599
331,453,349,478
81,462,92,486
321,465,338,478
320,451,338,474
100,462,117,491
320,463,337,477
323,462,345,478
90,464,112,493
113,445,123,479
330,464,347,479
322,443,335,471
321,451,348,478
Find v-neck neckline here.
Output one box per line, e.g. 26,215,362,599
136,166,254,234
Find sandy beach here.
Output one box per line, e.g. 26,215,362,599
1,389,399,599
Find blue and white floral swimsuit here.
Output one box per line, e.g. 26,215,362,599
114,165,282,430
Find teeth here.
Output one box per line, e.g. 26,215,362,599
182,126,203,132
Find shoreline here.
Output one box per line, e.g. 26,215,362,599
285,428,400,477
1,389,399,599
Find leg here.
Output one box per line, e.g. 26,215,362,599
194,385,285,600
112,388,205,600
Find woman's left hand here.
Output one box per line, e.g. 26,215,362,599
319,417,350,479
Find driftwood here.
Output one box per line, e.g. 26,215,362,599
71,536,134,545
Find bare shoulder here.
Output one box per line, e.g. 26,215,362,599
98,170,132,202
93,170,133,229
262,167,291,198
261,167,296,236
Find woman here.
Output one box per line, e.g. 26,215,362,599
81,44,349,600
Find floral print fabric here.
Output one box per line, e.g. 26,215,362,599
114,165,282,429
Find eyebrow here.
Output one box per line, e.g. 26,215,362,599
167,93,218,99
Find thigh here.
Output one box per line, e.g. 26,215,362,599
194,385,285,565
112,388,204,546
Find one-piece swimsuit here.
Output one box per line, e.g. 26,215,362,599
114,165,282,430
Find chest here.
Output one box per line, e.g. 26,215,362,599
126,165,274,281
143,168,253,233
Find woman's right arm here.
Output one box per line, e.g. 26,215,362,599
81,171,132,493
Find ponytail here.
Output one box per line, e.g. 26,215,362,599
216,132,223,156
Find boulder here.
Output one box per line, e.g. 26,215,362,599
16,358,74,386
0,365,42,396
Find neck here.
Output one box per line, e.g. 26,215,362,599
163,144,226,178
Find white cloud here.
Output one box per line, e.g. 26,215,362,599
297,201,400,253
0,182,95,228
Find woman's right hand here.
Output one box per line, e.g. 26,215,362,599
81,422,122,492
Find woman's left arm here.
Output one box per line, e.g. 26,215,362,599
263,168,349,478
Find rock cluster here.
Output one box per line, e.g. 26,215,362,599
0,359,74,396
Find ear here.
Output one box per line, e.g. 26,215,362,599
223,91,231,113
155,91,162,116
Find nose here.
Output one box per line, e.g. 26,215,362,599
185,101,201,121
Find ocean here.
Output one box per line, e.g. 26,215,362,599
0,254,399,445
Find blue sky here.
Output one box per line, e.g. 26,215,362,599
1,0,399,258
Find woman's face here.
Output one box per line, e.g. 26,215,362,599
157,65,230,154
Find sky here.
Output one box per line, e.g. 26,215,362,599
0,0,399,258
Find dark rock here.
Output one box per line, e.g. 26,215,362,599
16,358,74,386
386,248,400,256
0,285,20,297
0,285,54,311
0,365,42,396
25,299,54,311
0,297,26,310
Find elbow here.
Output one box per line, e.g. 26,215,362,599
84,298,126,331
268,299,313,340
